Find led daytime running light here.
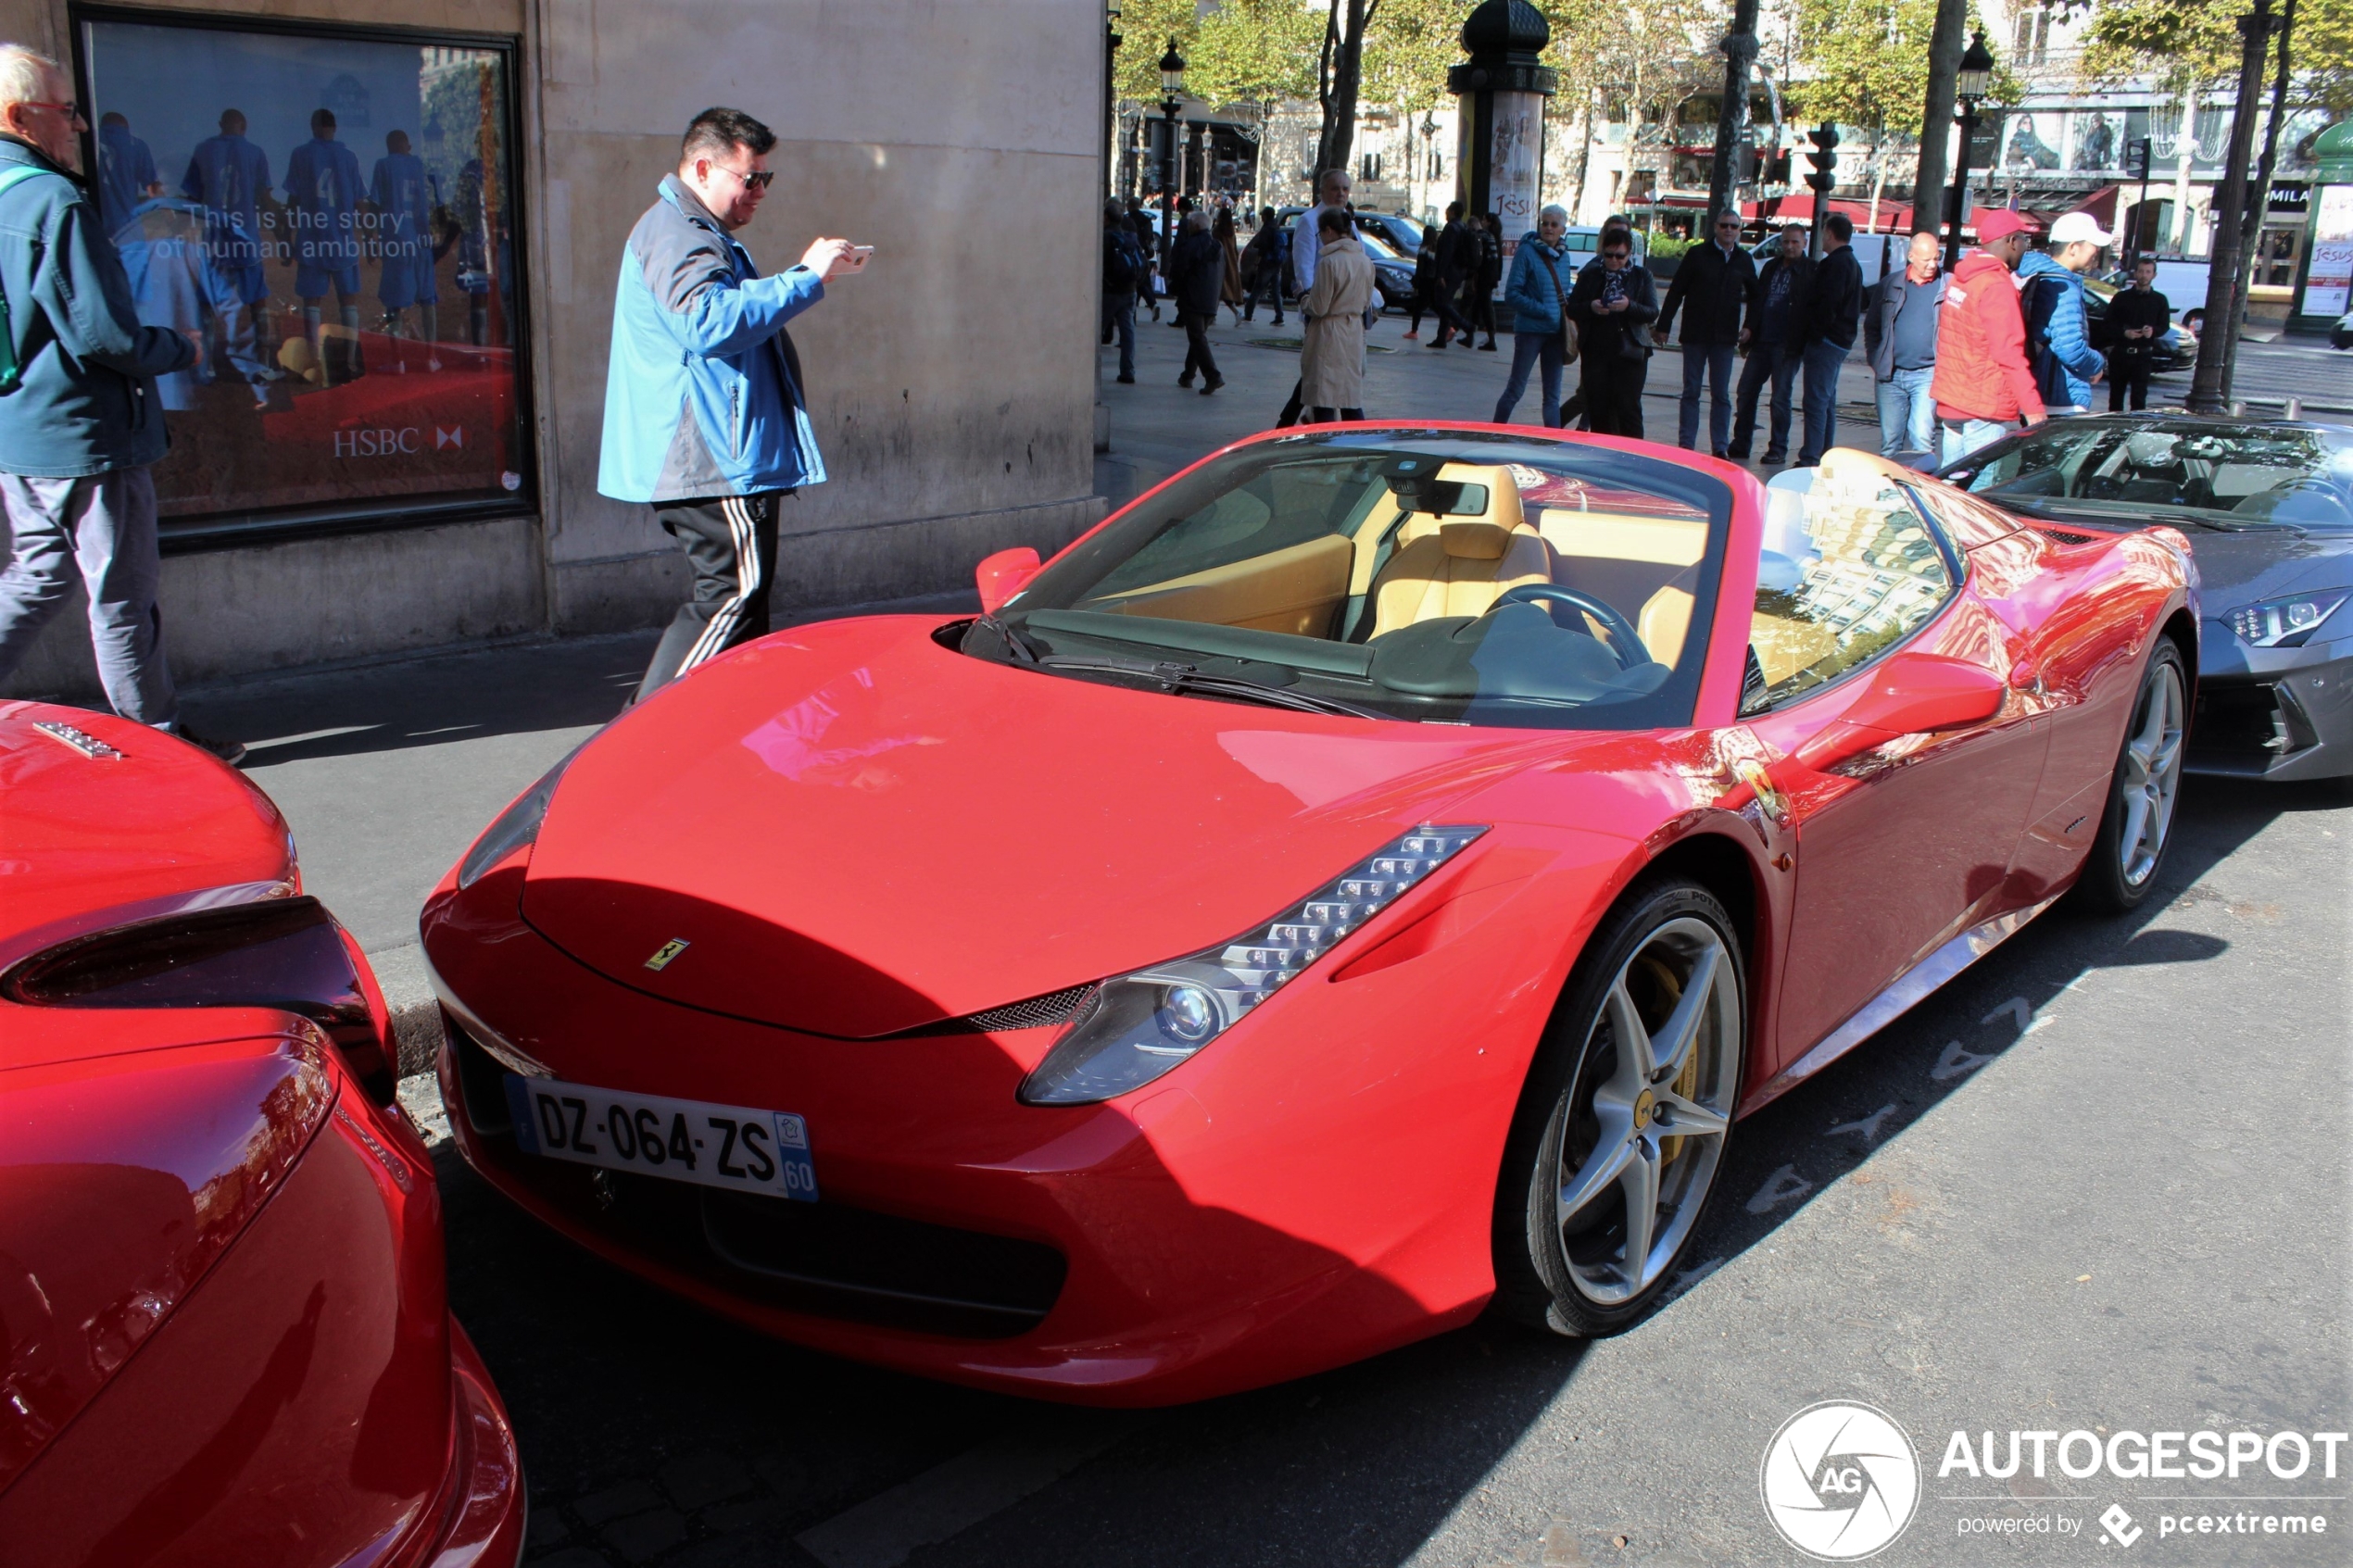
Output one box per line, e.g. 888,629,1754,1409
1018,825,1487,1106
2227,594,2346,650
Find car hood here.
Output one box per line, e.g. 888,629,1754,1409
2171,527,2353,608
519,618,1571,1037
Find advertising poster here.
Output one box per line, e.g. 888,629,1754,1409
2306,183,2353,318
1488,91,1542,295
81,18,527,526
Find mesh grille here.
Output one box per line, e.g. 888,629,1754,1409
959,985,1095,1035
2033,524,2101,546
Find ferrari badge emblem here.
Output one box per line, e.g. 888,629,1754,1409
643,938,691,972
1734,759,1790,828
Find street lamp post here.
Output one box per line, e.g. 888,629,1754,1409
1943,30,1994,272
1158,40,1185,270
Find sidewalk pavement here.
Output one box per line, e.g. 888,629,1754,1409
145,316,1891,1096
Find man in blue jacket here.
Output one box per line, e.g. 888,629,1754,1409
0,46,237,760
599,107,862,700
2020,210,2109,414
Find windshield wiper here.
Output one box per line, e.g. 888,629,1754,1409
974,612,1043,663
1037,654,1390,720
2007,496,2306,535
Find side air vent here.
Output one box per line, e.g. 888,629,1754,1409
892,984,1098,1037
2033,524,2101,546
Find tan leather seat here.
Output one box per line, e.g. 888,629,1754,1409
1636,567,1699,668
1368,516,1554,638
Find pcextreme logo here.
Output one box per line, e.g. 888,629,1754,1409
1761,1401,1922,1561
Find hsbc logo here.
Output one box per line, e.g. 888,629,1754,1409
333,426,464,458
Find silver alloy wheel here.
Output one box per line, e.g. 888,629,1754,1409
2118,659,2186,887
1553,917,1741,1306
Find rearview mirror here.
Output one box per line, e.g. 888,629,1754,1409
975,546,1041,615
1795,652,2007,771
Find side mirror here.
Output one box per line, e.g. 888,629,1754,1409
1795,652,2007,771
975,546,1041,615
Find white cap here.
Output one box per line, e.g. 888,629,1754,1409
2049,211,2115,248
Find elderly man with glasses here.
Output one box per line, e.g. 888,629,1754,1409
599,106,867,702
0,45,243,760
1655,210,1759,458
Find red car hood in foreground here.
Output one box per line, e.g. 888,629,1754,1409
521,618,1574,1036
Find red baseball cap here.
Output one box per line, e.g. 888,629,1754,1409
1974,209,2036,243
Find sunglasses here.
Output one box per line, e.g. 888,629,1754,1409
710,163,774,191
1602,249,1629,259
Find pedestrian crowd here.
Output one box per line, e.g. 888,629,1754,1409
1098,177,2166,479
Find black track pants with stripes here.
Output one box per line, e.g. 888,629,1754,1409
636,491,785,701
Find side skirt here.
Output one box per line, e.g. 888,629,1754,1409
1740,893,2061,1115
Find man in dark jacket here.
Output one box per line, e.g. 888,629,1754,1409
1657,210,1760,457
1794,211,1864,467
1101,198,1145,383
1862,230,1946,458
0,47,236,759
1427,200,1477,349
1731,225,1811,462
1169,208,1226,395
2104,254,2170,411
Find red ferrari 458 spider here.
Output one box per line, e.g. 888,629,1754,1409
423,432,2195,1406
0,703,522,1567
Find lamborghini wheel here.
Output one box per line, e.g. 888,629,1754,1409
2074,639,2187,913
1492,877,1744,1337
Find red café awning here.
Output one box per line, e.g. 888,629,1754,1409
2071,184,2121,228
1742,193,1915,232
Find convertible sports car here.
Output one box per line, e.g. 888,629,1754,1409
423,431,2195,1406
0,703,522,1567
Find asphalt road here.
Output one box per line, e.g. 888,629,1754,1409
155,318,2353,1568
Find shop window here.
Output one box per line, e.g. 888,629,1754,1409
74,8,530,546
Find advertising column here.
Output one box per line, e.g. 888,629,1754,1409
1488,90,1543,286
2289,120,2353,334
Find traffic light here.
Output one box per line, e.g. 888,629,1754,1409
1732,138,1757,188
1805,124,1840,194
2123,136,2153,182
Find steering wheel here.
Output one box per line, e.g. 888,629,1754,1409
1492,583,1651,670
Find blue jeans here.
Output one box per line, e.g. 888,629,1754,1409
1797,338,1850,464
1101,290,1137,378
1938,417,2012,467
1732,342,1799,458
1493,330,1566,427
1678,340,1737,452
1876,366,1936,458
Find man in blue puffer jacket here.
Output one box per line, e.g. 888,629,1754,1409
2020,211,2110,414
600,106,863,701
1492,205,1575,426
0,46,242,760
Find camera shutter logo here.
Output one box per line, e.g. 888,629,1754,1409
1759,1401,1921,1560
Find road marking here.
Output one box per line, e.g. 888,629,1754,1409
239,723,382,753
1827,1103,1897,1146
1658,1255,1726,1306
796,1413,1137,1568
1931,1039,1997,1081
1746,1165,1814,1214
1982,997,2031,1033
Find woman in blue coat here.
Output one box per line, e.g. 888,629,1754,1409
1493,206,1576,426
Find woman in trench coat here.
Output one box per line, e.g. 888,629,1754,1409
1299,209,1374,421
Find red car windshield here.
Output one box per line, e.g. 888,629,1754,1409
971,431,1734,730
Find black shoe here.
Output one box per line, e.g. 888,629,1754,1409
1201,376,1224,395
1761,450,1787,464
1177,373,1194,387
1479,340,1498,351
1429,337,1451,349
176,726,246,766
1726,447,1751,460
1116,372,1135,383
1456,337,1476,348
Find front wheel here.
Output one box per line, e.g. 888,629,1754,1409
2074,639,2188,912
1491,878,1745,1337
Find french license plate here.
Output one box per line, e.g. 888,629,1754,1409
503,1074,819,1202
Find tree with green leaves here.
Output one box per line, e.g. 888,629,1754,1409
2081,0,2350,113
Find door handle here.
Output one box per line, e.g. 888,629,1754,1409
2007,658,2045,696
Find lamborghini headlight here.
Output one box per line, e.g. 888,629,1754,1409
2227,593,2347,649
1017,825,1487,1106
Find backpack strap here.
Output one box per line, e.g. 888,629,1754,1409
0,164,67,395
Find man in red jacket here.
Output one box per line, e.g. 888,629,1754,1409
1931,208,2045,466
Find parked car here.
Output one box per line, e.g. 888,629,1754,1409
2332,310,2351,350
1937,414,2353,780
1353,210,1427,257
1355,229,1417,310
0,703,522,1566
2083,277,2199,371
424,436,2191,1406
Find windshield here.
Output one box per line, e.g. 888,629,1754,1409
1955,421,2353,529
963,431,1733,730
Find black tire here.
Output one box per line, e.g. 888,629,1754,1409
1491,877,1746,1338
2073,639,2189,913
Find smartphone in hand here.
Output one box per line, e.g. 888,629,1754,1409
843,245,875,273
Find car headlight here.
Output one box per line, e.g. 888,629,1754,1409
1017,825,1488,1106
457,743,586,888
2226,593,2347,649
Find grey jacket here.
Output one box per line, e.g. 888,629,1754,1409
0,138,195,477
